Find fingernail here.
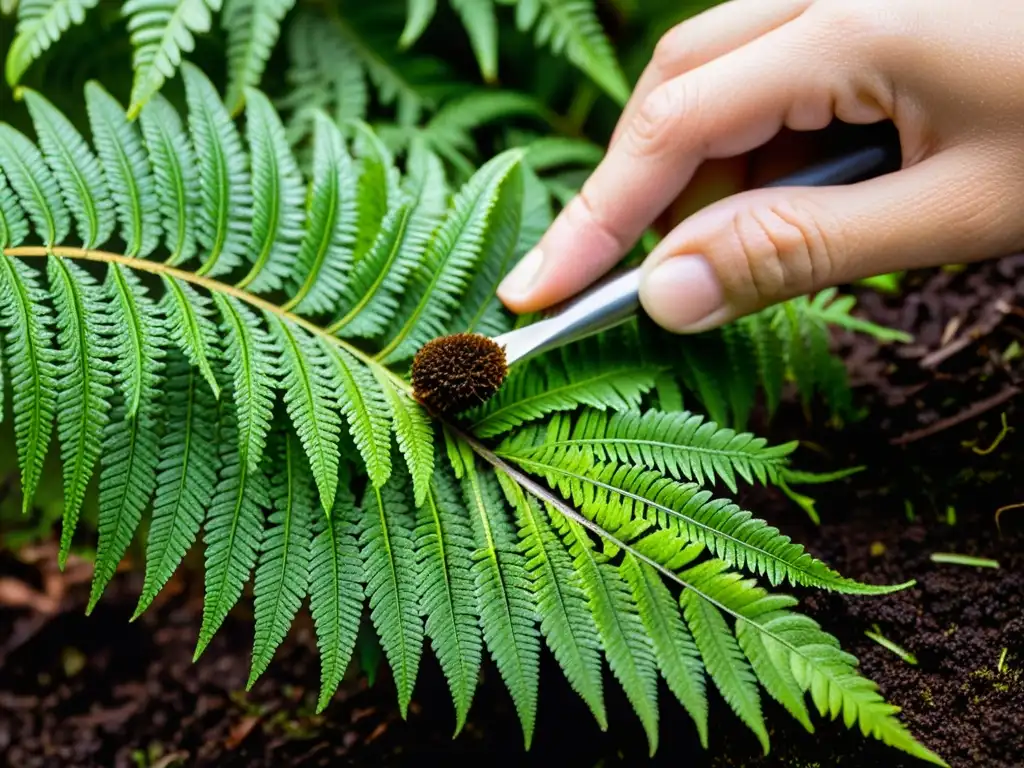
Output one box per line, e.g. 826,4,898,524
640,255,725,332
498,247,544,301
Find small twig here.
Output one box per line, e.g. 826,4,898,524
994,501,1024,536
920,295,1013,370
865,625,918,665
890,386,1021,445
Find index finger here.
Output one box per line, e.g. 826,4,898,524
496,11,857,314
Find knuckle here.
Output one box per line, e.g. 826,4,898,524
723,200,837,307
651,24,686,73
630,81,690,155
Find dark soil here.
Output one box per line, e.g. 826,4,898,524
2,256,1022,768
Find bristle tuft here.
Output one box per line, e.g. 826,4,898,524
411,332,508,414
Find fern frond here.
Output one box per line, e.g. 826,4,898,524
248,429,313,688
500,473,606,730
196,401,270,659
266,314,341,513
124,0,221,118
235,87,305,292
553,511,659,755
509,0,629,104
416,463,482,734
222,0,297,115
470,339,662,437
505,409,796,493
462,452,540,748
500,437,905,595
0,124,69,246
5,0,98,87
22,87,115,250
284,112,357,315
681,578,769,753
359,461,423,717
309,469,364,713
84,81,163,259
48,255,114,568
159,275,221,398
87,265,164,611
139,93,201,265
450,0,498,82
621,552,708,747
0,171,30,249
183,61,253,279
0,256,57,513
213,293,276,472
133,354,220,618
374,369,434,508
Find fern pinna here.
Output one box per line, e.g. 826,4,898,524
0,66,944,765
3,0,628,119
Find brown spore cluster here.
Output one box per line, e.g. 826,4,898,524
411,332,508,415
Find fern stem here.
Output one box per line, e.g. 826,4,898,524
2,247,413,397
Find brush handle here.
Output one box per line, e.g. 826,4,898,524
494,142,900,366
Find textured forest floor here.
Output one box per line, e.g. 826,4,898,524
1,255,1022,768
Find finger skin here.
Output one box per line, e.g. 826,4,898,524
638,142,1024,333
609,0,815,149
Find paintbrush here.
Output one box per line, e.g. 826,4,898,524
411,143,899,415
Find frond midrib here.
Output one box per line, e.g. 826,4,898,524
2,246,412,398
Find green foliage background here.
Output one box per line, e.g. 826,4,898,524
0,1,943,765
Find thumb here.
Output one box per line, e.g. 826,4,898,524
637,145,1024,333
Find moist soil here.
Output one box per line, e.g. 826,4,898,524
1,256,1022,768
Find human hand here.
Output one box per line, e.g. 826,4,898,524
496,0,1024,333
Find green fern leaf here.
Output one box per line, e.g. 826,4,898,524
284,112,357,315
159,276,221,398
87,265,164,611
451,0,498,82
248,429,313,687
415,464,482,734
621,553,708,746
236,87,304,292
182,61,253,278
0,256,58,513
265,314,341,512
706,565,948,765
222,0,296,114
0,124,70,246
139,93,201,264
124,0,221,117
22,87,115,249
359,463,423,717
329,203,414,339
48,255,114,568
373,369,433,508
5,0,98,86
134,356,220,618
506,444,906,595
472,341,661,437
213,293,276,471
350,121,400,263
556,513,659,755
740,311,785,420
0,171,30,249
463,457,540,748
379,149,523,363
196,402,270,659
309,471,365,712
84,81,163,258
501,474,606,730
514,409,797,493
511,0,628,104
320,339,393,489
681,579,769,753
398,0,436,50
